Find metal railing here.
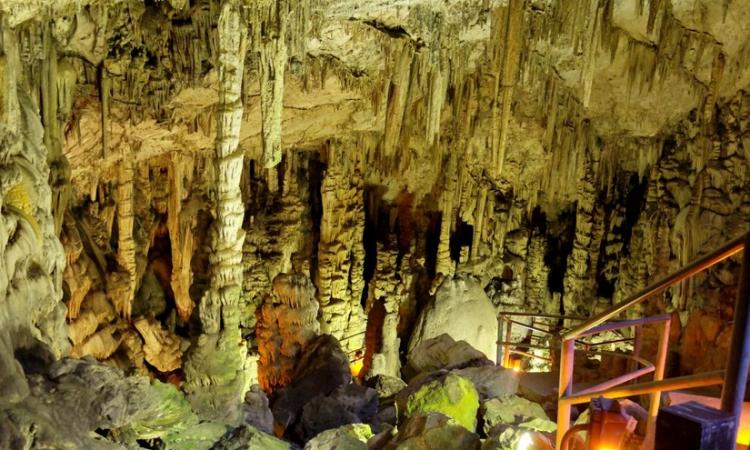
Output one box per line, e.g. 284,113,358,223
553,232,750,448
497,312,633,370
341,330,367,363
498,233,750,448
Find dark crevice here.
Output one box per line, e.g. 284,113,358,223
423,209,441,279
361,185,384,308
595,172,649,298
544,204,577,314
361,19,412,40
308,153,325,288
449,218,474,264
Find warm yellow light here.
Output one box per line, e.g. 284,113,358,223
350,359,364,377
515,432,533,450
738,427,750,445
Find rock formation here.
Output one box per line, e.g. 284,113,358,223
257,272,319,392
1,0,750,447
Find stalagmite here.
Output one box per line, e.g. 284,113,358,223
562,142,598,316
134,316,183,373
183,0,251,422
256,273,319,392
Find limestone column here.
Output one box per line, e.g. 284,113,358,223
184,0,250,422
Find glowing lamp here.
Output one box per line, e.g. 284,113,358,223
587,399,637,450
516,431,554,450
350,359,364,377
516,433,533,450
738,427,750,446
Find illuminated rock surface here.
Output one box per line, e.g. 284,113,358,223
402,373,480,432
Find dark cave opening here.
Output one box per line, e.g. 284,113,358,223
621,173,649,251
308,153,325,288
544,204,577,313
423,209,442,279
595,172,649,299
361,185,382,308
363,297,386,377
449,217,474,264
188,208,213,310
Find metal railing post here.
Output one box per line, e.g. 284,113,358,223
497,314,505,364
503,317,513,368
556,338,575,448
720,233,750,443
646,317,671,447
630,324,643,377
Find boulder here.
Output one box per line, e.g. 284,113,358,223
271,334,351,433
241,385,274,434
295,384,379,442
370,413,481,450
210,425,290,450
367,374,407,429
0,356,228,450
517,371,558,405
403,334,492,381
480,395,556,449
303,424,373,450
408,276,498,363
366,374,407,399
452,366,519,400
401,373,480,432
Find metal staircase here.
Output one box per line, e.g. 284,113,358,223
499,232,750,449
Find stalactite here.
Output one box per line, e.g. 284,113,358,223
491,0,525,178
41,24,72,235
251,0,309,169
100,68,110,158
435,152,457,279
382,41,414,157
168,153,195,321
114,145,136,319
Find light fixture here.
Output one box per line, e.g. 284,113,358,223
350,358,364,377
516,432,554,450
587,398,636,450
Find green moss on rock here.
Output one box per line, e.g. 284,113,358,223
404,373,479,431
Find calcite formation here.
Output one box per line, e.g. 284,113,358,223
257,272,320,392
1,0,750,447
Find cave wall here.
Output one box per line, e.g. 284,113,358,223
0,0,749,429
0,19,68,405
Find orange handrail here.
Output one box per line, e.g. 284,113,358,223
555,231,750,449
